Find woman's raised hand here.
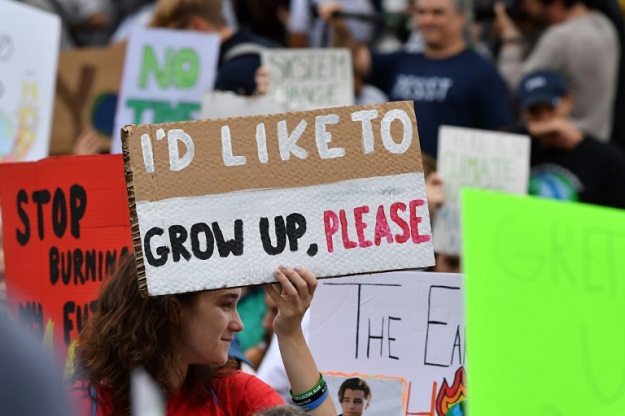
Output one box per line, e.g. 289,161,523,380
265,266,317,337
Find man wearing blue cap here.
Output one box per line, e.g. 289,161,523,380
517,70,625,208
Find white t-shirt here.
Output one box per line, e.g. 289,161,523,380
256,311,311,402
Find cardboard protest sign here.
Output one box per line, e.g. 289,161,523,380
0,155,132,358
433,126,530,254
0,1,60,161
201,91,287,119
462,189,625,415
122,101,434,295
261,48,354,111
111,27,220,154
50,43,125,155
310,271,466,416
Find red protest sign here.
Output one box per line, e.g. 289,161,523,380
0,155,132,356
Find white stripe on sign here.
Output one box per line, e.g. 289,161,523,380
135,172,433,295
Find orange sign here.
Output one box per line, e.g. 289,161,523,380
0,155,132,355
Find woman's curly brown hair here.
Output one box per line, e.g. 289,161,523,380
73,255,235,415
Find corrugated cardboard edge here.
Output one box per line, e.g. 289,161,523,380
121,125,149,297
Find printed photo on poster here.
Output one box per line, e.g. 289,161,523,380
324,372,408,416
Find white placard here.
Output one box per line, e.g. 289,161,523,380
136,173,433,295
201,91,287,119
111,27,220,153
261,48,354,111
0,1,60,161
433,126,530,254
310,271,466,416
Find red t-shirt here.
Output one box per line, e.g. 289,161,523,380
70,371,285,415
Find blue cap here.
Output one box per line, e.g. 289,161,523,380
517,70,569,110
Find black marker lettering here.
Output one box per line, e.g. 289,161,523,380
52,188,67,238
388,316,401,360
145,227,169,267
286,213,307,251
16,189,30,245
70,185,87,239
213,220,244,257
260,216,287,255
32,189,50,241
169,225,191,262
190,223,214,260
367,317,384,358
18,302,44,340
49,246,59,285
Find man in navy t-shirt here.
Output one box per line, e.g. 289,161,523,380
324,0,514,158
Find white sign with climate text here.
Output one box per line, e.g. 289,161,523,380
433,126,530,254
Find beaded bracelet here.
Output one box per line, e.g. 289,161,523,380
301,389,329,413
290,373,325,402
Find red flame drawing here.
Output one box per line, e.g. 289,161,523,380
436,367,466,416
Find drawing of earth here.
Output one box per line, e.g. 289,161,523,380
446,401,466,416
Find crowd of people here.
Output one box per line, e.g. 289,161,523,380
31,0,625,212
22,0,625,210
2,0,625,414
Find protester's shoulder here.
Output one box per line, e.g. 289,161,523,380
67,380,90,413
68,379,115,415
215,370,282,395
233,27,279,49
565,10,615,30
220,28,276,69
583,135,625,163
546,12,614,39
456,48,506,80
370,48,423,63
457,48,498,69
68,379,88,397
214,371,284,413
587,10,620,33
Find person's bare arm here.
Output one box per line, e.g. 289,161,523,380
267,266,336,416
527,117,583,149
318,3,372,81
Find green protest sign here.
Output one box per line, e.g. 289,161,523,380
110,27,220,154
139,45,200,90
462,189,625,415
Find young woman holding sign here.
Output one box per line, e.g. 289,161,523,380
69,257,334,416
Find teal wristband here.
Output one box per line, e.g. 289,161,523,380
301,389,329,412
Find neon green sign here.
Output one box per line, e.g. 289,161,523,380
462,189,625,415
